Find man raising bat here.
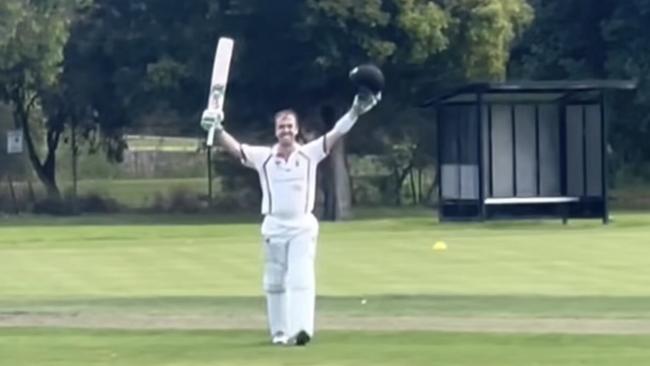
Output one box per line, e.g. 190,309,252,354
201,64,383,346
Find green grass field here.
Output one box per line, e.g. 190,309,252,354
1,210,650,365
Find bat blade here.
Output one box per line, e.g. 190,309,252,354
207,37,234,110
206,37,234,146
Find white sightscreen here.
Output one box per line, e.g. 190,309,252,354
440,106,479,199
514,105,536,196
585,105,603,196
538,105,561,196
490,105,514,197
488,104,562,198
566,105,585,196
565,104,603,197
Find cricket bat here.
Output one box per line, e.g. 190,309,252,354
206,37,234,146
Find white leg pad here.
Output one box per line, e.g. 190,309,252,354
286,232,317,338
263,238,288,337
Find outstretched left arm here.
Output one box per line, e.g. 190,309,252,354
323,92,381,153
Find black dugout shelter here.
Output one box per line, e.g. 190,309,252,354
421,80,636,223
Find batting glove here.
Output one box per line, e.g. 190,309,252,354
351,91,382,116
200,109,224,133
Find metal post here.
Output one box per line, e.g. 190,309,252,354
71,122,78,203
456,107,462,203
487,105,494,197
600,92,609,224
511,105,517,197
436,107,444,221
535,105,541,196
477,93,485,219
559,103,568,224
582,105,588,197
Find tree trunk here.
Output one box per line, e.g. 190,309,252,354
7,175,19,214
425,167,440,205
392,167,401,206
319,104,352,221
409,168,417,205
13,93,61,198
322,138,352,220
393,163,413,206
417,168,423,203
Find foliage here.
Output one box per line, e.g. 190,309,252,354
0,0,87,196
1,0,535,206
511,0,650,170
444,0,534,80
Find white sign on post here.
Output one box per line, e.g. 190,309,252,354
6,129,23,154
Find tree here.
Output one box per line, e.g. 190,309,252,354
510,0,616,79
0,0,83,197
602,0,650,167
444,0,534,80
298,1,532,214
51,0,533,213
511,0,650,174
272,0,532,216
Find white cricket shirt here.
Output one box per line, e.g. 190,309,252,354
240,136,328,220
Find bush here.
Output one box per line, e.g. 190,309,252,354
352,176,386,205
166,187,204,213
615,163,650,187
147,186,205,213
75,193,121,213
32,196,75,215
31,192,122,215
0,180,38,213
213,156,262,209
0,191,14,213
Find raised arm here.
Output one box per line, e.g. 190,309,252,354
214,130,245,160
323,92,381,153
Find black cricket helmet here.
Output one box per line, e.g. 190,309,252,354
349,64,384,94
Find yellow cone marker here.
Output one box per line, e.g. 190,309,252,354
433,241,447,251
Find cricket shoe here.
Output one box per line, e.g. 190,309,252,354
292,330,311,346
271,332,289,345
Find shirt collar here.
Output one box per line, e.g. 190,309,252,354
272,142,301,157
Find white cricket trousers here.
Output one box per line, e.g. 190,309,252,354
261,214,318,339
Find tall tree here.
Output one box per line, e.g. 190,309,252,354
294,0,532,216
57,0,533,214
444,0,534,80
510,0,616,79
511,0,650,170
0,0,83,197
602,0,650,165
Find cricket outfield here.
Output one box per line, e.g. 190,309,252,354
1,210,650,365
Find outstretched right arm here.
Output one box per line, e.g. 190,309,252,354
214,130,246,160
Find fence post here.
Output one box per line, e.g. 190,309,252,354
7,175,19,214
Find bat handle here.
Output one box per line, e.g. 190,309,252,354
207,125,216,147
